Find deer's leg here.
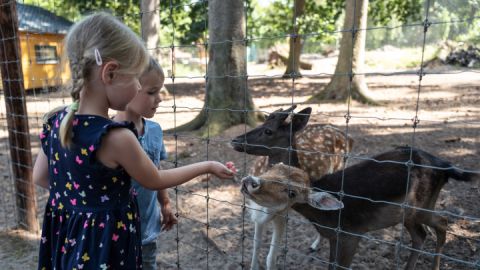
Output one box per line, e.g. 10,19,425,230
251,221,265,270
250,209,275,270
423,215,447,270
404,222,427,270
266,215,286,270
328,234,360,270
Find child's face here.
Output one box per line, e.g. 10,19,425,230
126,69,164,118
105,71,142,111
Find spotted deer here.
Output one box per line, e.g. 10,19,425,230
241,147,479,270
231,105,353,270
232,106,353,179
248,122,352,178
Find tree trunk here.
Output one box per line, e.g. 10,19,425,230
284,0,306,78
309,0,377,104
175,0,258,136
0,0,39,232
140,0,160,60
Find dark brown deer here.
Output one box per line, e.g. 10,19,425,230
241,147,479,270
231,105,353,178
231,105,353,269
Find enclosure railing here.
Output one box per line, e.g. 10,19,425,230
0,0,479,269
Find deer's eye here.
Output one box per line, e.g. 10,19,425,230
264,129,273,135
285,189,296,198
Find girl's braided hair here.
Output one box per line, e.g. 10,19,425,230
45,12,148,148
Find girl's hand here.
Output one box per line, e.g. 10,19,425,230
225,161,238,174
209,161,235,179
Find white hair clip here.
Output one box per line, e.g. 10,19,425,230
94,48,103,66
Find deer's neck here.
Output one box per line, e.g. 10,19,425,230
268,149,300,167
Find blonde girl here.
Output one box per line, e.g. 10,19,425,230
33,12,233,270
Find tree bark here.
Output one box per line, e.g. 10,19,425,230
283,0,306,78
140,0,160,60
174,0,258,136
309,0,377,104
0,0,39,232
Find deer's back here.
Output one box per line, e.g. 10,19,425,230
295,124,353,178
309,149,450,231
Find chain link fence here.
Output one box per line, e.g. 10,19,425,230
0,0,479,269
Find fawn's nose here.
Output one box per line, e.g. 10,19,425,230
241,176,261,191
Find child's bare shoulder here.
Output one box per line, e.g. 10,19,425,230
96,127,141,168
102,127,138,148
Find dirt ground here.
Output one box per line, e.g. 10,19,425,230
0,62,479,269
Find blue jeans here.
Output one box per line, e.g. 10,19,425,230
142,242,157,270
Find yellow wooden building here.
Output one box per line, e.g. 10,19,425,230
17,3,72,90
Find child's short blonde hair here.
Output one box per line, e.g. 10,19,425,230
142,57,164,79
54,12,149,148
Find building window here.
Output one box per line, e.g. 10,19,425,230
34,45,58,64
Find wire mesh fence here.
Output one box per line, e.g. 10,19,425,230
0,0,479,269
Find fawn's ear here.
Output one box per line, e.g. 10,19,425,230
290,107,311,132
307,191,343,210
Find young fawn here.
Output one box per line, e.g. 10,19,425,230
231,105,353,269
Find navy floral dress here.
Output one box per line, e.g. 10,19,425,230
38,109,142,270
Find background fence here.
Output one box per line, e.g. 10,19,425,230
0,0,479,269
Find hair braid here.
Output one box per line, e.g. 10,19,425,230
43,12,149,149
70,58,86,100
59,58,86,148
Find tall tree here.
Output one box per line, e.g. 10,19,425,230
284,0,305,78
309,0,375,104
248,0,342,76
310,0,423,104
140,0,160,59
175,0,258,136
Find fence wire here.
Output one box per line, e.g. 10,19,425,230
0,0,479,269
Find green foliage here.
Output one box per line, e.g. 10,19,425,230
22,0,207,45
366,0,480,49
162,1,208,45
369,0,423,25
455,19,480,44
22,0,141,33
249,0,343,48
431,0,480,44
21,0,480,50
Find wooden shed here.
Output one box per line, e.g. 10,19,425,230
17,3,72,90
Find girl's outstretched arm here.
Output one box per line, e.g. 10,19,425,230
33,150,49,189
96,128,234,190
